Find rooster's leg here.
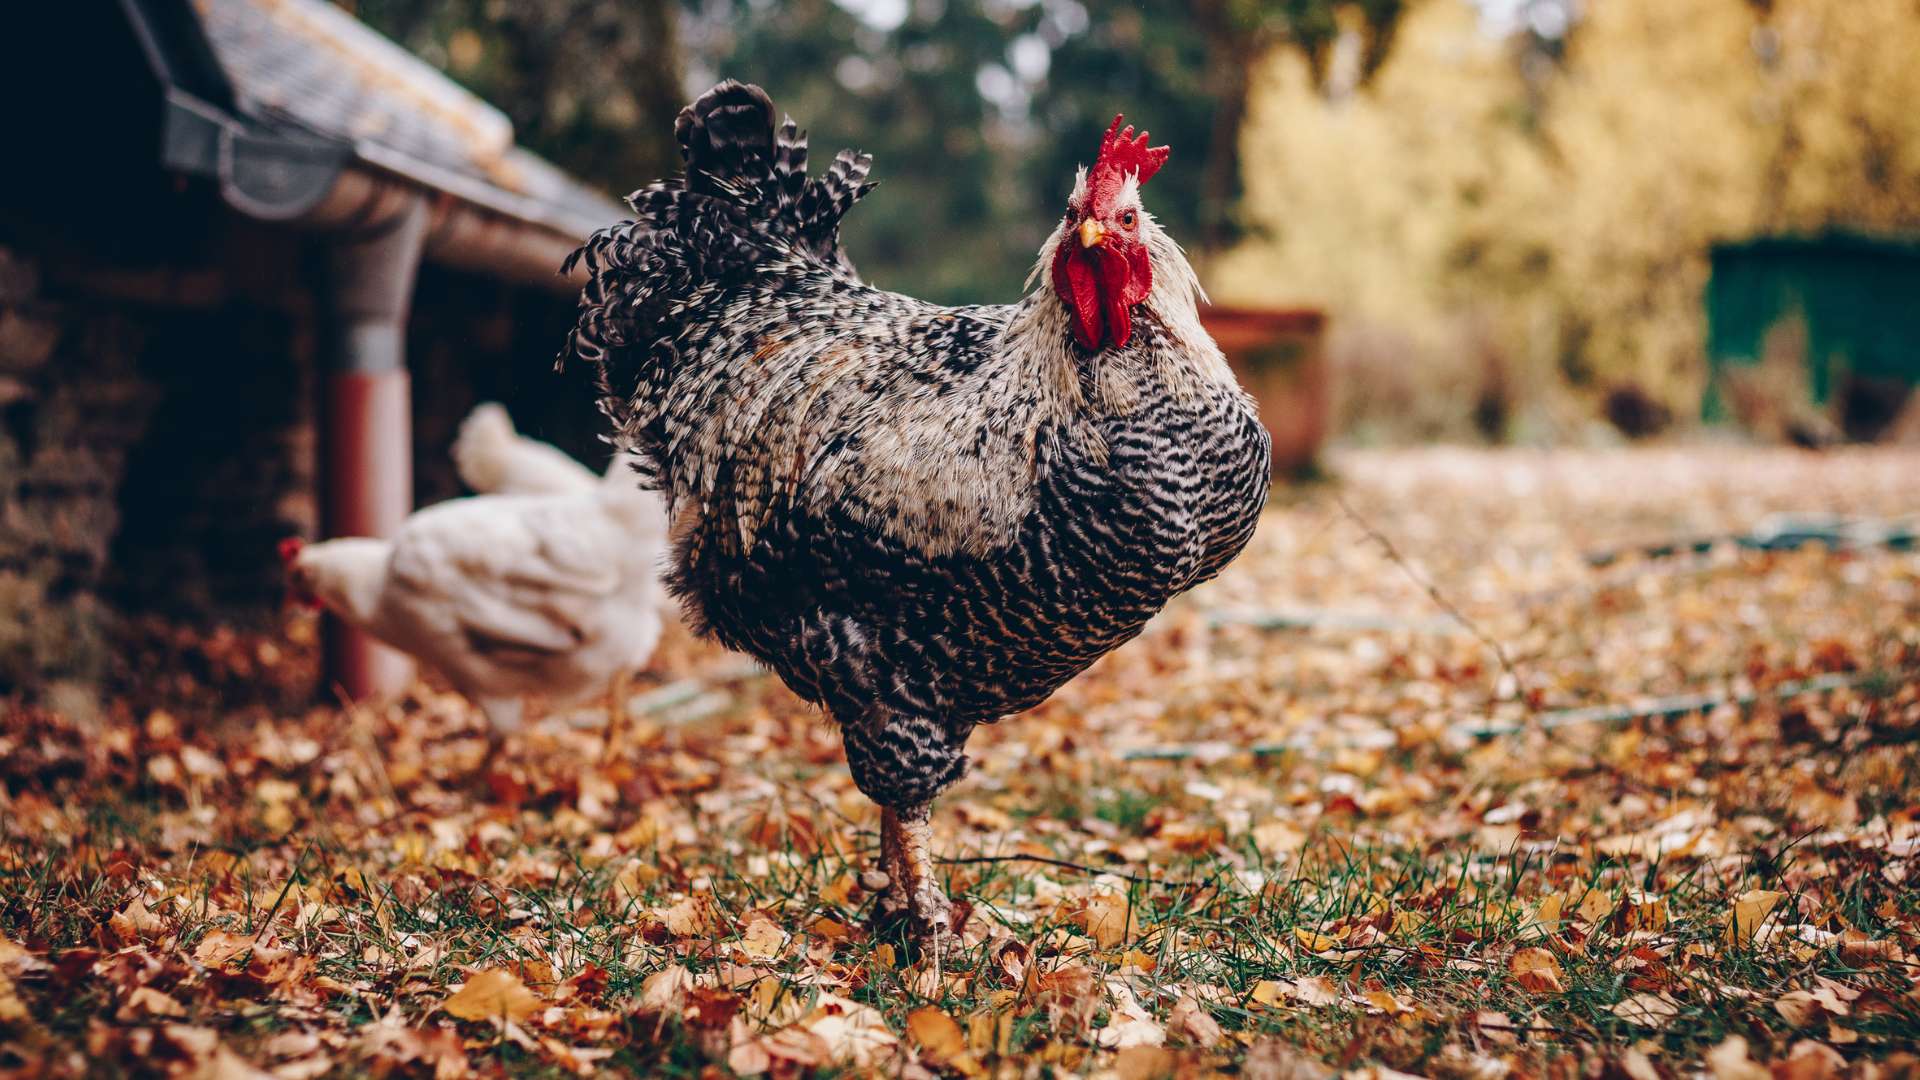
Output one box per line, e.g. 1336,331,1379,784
845,713,969,953
876,806,912,922
877,804,950,942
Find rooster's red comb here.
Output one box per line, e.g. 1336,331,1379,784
1088,114,1170,195
277,537,305,566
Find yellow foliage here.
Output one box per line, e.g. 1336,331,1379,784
1219,0,1920,435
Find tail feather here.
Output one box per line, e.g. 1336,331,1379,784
451,403,516,493
561,80,879,483
774,117,809,208
675,80,776,201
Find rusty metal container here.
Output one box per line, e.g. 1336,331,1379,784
1200,306,1330,476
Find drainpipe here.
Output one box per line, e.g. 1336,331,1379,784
322,194,428,699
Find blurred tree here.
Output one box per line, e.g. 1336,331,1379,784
1219,0,1920,440
687,0,1406,302
342,0,1410,304
342,0,687,193
1182,0,1406,249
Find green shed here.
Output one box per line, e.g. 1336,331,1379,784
1705,234,1920,439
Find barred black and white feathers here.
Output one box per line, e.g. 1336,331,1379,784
563,81,875,484
561,81,1270,815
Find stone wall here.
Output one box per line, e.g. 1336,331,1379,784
0,244,316,692
1,246,151,688
0,243,595,701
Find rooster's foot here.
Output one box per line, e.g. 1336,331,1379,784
873,805,962,964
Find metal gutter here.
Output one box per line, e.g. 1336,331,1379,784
157,87,589,289
127,0,610,286
282,157,587,291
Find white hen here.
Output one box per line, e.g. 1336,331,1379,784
452,402,600,497
283,457,667,746
451,400,676,614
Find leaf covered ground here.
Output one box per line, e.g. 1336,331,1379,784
3,446,1918,1079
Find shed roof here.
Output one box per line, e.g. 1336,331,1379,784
142,0,623,243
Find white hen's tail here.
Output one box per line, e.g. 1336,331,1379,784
453,402,600,497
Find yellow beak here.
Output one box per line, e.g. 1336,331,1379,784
1078,219,1107,249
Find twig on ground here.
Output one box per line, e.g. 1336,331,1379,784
1455,668,1895,738
937,853,1212,890
1206,608,1459,634
1335,492,1537,724
1119,667,1902,760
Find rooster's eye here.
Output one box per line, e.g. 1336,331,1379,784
1121,210,1136,227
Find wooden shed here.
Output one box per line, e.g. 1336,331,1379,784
0,0,623,699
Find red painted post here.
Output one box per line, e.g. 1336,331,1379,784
1198,306,1330,477
321,198,428,700
322,368,416,698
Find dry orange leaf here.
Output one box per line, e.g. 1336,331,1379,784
968,1007,1013,1057
908,1006,983,1073
1360,989,1409,1015
819,874,856,907
193,929,261,970
1290,976,1341,1008
1510,947,1565,994
0,932,28,968
1113,1045,1176,1080
1726,890,1786,947
906,1006,964,1056
1293,927,1341,953
639,964,693,1012
810,916,853,941
110,897,166,943
1705,1036,1772,1080
1080,893,1139,949
1573,887,1615,926
1608,991,1680,1028
1777,1040,1846,1080
1252,820,1307,857
738,916,784,959
118,986,187,1021
0,971,28,1024
658,895,712,937
1836,930,1900,966
1530,893,1564,931
1622,890,1669,931
443,968,543,1024
1169,997,1225,1048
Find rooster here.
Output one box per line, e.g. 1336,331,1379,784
564,82,1270,947
282,454,667,755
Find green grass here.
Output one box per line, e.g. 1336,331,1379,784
7,448,1920,1076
